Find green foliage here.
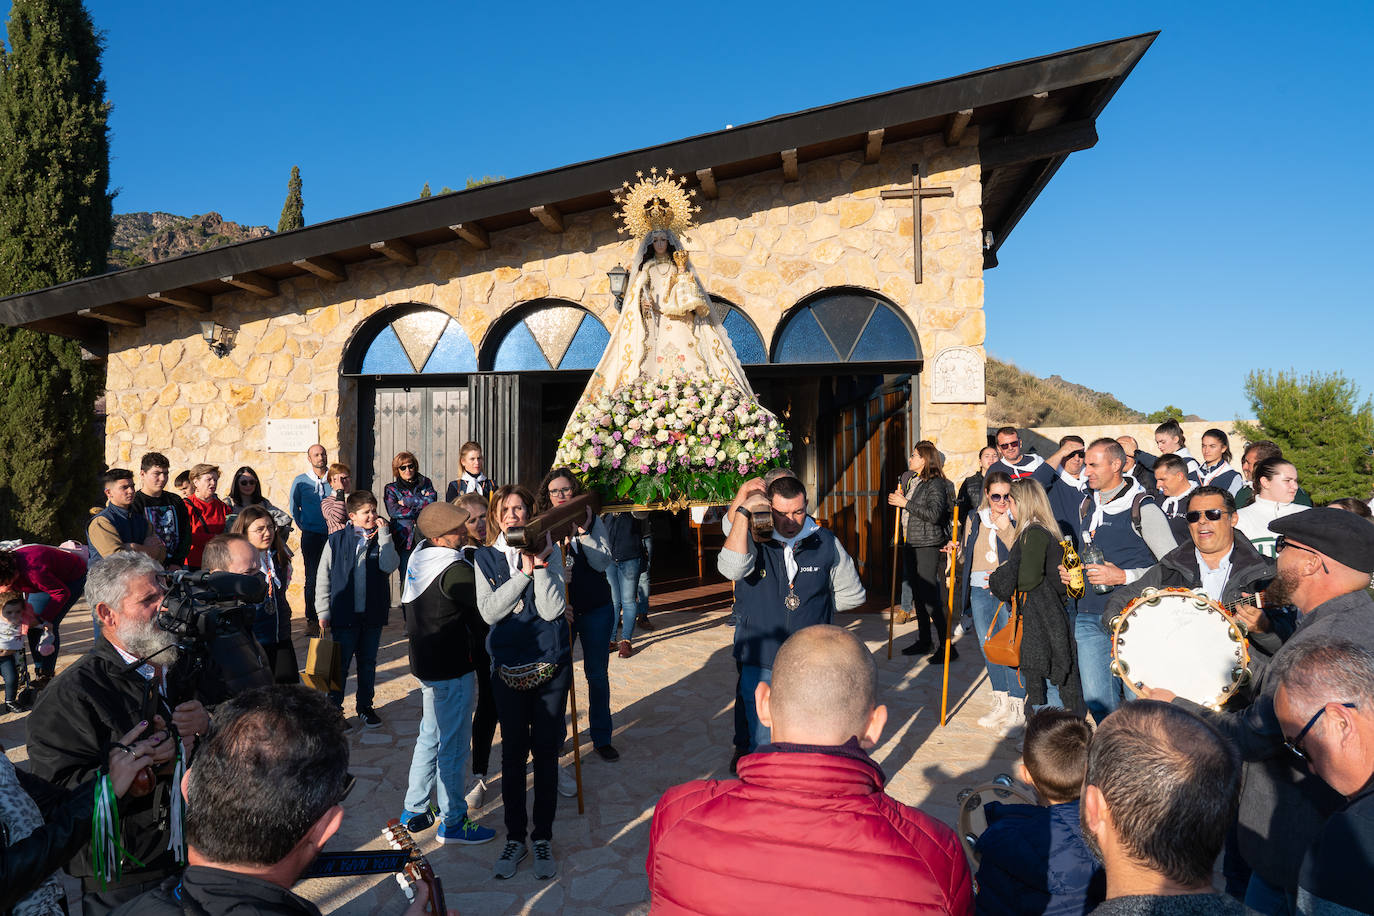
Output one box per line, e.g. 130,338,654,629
1145,405,1185,424
0,0,110,541
419,182,431,198
278,164,303,232
1235,370,1374,505
465,175,504,188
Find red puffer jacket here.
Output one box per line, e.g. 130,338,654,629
646,745,974,915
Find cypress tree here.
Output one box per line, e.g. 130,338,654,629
0,0,110,542
420,181,432,198
278,164,303,231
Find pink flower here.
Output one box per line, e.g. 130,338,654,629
706,457,717,467
657,463,668,473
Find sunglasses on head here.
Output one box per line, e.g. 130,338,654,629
1186,508,1226,523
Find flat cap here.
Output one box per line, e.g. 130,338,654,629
417,501,470,540
1270,507,1374,575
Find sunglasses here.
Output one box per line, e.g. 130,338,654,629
398,464,417,472
1285,703,1356,763
238,477,257,485
988,493,1011,503
998,440,1021,450
1186,508,1226,523
1067,450,1085,460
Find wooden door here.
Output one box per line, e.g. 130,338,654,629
370,386,470,498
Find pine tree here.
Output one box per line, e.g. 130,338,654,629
1236,370,1374,505
0,0,110,541
420,182,432,198
278,164,303,231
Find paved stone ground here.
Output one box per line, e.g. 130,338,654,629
1,574,1021,916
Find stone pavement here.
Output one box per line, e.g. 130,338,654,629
1,575,1022,916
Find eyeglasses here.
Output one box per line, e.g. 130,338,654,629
1067,450,1085,460
238,478,256,485
1276,535,1329,574
1285,703,1357,762
988,493,1011,503
548,487,574,497
998,440,1021,450
398,464,417,472
1186,508,1226,523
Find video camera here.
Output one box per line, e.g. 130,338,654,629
156,569,273,704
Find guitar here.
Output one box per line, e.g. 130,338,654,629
383,819,446,915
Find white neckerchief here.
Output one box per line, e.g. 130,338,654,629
1200,460,1234,486
1161,483,1197,517
1002,454,1044,478
1086,477,1145,543
493,532,523,577
311,471,328,499
1059,468,1088,490
978,507,1014,563
460,473,489,494
772,517,820,583
403,541,463,603
1195,547,1233,602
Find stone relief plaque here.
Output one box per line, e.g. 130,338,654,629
266,418,320,453
929,346,985,404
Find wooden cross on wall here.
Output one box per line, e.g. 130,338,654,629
880,164,953,284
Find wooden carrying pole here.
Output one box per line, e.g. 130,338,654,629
887,505,902,660
567,616,585,814
940,507,960,727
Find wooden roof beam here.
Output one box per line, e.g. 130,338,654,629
450,222,490,250
222,271,279,298
864,129,885,164
781,148,799,182
944,109,973,147
148,288,210,312
979,119,1097,171
293,255,347,282
1012,92,1050,135
78,304,145,327
696,168,718,200
530,204,564,234
370,238,417,266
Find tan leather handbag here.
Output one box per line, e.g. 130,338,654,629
983,593,1024,668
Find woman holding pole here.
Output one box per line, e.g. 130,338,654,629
889,442,955,661
474,485,569,881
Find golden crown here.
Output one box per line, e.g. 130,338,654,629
615,167,701,238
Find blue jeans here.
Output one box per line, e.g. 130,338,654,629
738,664,773,751
1,654,17,704
571,603,614,747
404,673,476,827
607,558,641,642
328,625,383,710
1075,611,1120,723
26,574,84,677
970,586,1025,698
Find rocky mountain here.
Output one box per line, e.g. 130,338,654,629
986,356,1150,428
108,212,272,270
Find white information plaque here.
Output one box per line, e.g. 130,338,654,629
265,418,319,453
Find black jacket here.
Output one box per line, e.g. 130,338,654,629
24,638,191,885
113,866,322,915
955,472,984,520
989,524,1082,712
903,476,954,548
0,765,97,913
1103,533,1275,625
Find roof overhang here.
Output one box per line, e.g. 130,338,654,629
0,32,1156,345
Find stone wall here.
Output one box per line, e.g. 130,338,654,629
101,132,989,596
1013,421,1255,463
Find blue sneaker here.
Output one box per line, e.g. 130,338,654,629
438,817,496,845
398,805,436,832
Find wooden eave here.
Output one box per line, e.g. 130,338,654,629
0,32,1156,343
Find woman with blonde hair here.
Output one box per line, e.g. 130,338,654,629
989,478,1080,727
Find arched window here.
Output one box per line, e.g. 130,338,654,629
773,289,920,364
483,300,611,371
712,297,767,365
358,307,477,374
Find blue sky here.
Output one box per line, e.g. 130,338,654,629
8,1,1372,420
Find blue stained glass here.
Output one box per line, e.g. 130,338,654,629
774,309,838,363
421,319,478,372
492,320,552,371
559,315,611,369
360,326,415,374
851,305,919,362
723,309,766,364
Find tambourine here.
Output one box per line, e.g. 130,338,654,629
956,775,1039,873
1109,587,1251,710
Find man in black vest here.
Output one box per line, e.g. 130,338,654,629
87,468,165,567
1152,454,1197,543
719,476,866,771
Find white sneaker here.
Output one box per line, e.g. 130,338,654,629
997,700,1027,739
977,692,1008,728
465,776,487,811
557,766,578,798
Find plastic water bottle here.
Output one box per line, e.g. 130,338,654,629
1081,540,1111,594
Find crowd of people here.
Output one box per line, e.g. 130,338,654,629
1,420,1372,915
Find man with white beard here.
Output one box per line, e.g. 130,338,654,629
26,551,211,915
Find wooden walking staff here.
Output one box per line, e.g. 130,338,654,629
940,506,960,727
887,503,902,660
566,613,585,815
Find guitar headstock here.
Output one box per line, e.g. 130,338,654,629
383,819,446,915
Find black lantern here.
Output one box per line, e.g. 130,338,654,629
200,320,236,358
607,263,629,309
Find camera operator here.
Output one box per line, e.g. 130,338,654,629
25,551,212,915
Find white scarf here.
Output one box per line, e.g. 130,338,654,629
1003,453,1045,478
1199,460,1234,487
493,532,523,577
1085,478,1145,544
1059,468,1088,491
402,541,464,603
978,507,1014,563
772,517,821,582
1161,483,1196,517
460,473,489,494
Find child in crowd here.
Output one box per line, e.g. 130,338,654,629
1,591,35,713
315,490,398,728
974,708,1106,915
